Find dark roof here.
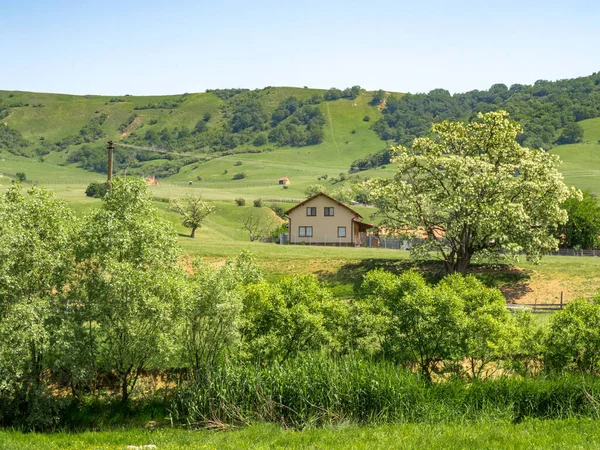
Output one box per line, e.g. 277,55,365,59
284,192,363,217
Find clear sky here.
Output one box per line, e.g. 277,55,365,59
1,0,599,96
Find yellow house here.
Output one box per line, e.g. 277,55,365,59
285,192,372,246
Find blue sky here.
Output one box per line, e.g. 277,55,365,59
1,0,599,95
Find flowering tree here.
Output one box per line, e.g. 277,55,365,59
368,111,577,274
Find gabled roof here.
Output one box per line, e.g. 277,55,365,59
284,192,363,217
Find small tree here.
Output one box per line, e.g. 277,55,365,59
170,194,216,238
253,198,262,207
240,209,278,242
304,184,325,198
15,172,26,182
235,197,246,206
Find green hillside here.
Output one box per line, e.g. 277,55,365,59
0,86,392,194
552,117,600,193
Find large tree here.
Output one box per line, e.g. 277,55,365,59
368,111,576,274
71,177,185,403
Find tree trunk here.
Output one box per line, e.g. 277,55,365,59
190,227,197,238
121,374,129,404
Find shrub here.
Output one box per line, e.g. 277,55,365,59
363,115,371,122
235,160,243,166
253,134,267,146
253,198,262,207
232,172,246,180
269,203,286,218
15,172,26,182
85,182,108,198
235,197,246,206
196,175,203,181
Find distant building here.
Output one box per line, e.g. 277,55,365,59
278,177,290,185
285,192,372,246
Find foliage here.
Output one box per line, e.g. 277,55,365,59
0,184,77,425
170,194,216,238
15,171,26,182
557,190,600,249
253,198,262,207
0,124,29,155
557,122,584,144
368,111,575,273
70,177,185,403
324,86,362,101
84,181,107,198
235,197,246,206
304,184,325,198
545,298,600,373
232,172,246,180
240,276,348,362
360,270,517,380
240,209,278,242
349,148,391,172
372,73,600,148
177,251,262,378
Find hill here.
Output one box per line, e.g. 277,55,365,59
2,73,600,199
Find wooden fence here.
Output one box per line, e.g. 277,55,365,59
506,303,564,312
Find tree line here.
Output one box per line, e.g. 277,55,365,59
372,72,600,149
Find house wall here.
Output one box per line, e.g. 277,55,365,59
288,196,357,245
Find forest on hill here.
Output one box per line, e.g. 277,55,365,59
1,72,600,178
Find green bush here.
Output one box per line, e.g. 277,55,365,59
253,198,262,207
232,172,246,180
235,197,246,206
85,182,107,198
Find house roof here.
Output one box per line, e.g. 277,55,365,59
279,177,290,181
284,192,363,217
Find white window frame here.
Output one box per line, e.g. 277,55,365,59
337,226,346,238
299,226,313,237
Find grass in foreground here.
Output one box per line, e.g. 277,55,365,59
3,420,600,449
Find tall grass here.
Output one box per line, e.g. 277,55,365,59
169,354,600,428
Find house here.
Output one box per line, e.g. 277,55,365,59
279,177,290,185
285,192,372,246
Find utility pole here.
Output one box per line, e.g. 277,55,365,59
107,140,114,189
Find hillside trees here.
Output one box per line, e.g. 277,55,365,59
368,111,575,274
373,72,600,148
170,194,216,238
556,122,584,144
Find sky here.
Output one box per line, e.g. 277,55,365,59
1,0,599,96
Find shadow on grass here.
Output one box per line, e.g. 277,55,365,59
316,258,532,301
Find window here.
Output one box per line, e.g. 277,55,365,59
324,207,334,216
306,207,316,216
299,226,313,237
337,226,346,238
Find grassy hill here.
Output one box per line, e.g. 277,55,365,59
552,117,600,193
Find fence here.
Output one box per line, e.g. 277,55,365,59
506,303,564,312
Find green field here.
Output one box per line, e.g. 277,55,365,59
4,420,600,449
